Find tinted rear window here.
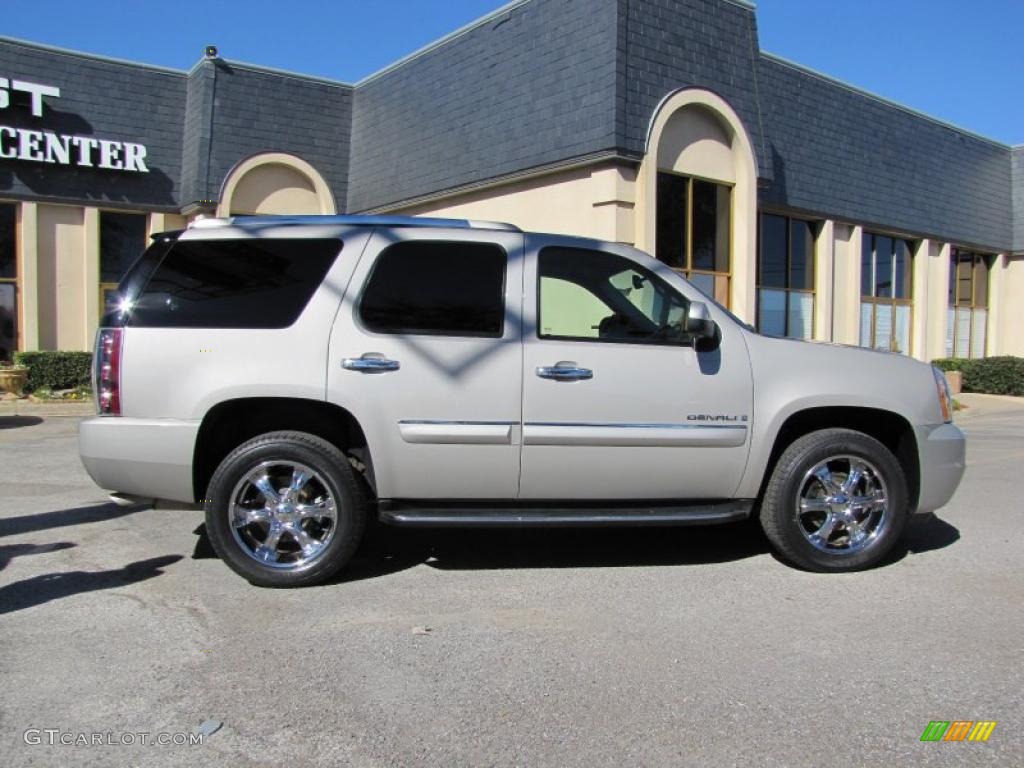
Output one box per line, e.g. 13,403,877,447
359,241,506,337
124,238,341,329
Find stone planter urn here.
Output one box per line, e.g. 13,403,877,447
944,370,963,395
0,367,29,397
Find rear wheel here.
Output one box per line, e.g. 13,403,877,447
760,428,909,572
204,431,366,587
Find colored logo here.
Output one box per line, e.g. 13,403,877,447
920,721,996,742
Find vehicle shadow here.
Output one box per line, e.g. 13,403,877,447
885,512,961,564
0,555,182,615
193,520,769,584
334,519,771,584
0,502,148,538
192,513,961,584
0,415,44,430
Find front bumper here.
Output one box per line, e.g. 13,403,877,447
78,417,200,503
914,422,966,513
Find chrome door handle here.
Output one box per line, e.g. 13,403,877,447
536,365,593,381
342,357,400,373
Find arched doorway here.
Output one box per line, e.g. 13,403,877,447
637,89,758,321
217,153,336,217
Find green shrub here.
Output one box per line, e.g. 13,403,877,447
11,350,93,394
931,356,1024,397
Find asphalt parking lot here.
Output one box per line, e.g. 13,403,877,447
1,402,1021,767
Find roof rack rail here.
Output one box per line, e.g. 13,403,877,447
189,214,521,232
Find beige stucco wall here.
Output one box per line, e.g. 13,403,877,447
994,254,1024,356
398,163,637,244
36,204,87,351
228,164,320,215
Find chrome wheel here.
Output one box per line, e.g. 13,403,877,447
795,455,889,554
229,460,338,571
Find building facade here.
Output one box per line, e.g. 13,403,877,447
1,0,1021,362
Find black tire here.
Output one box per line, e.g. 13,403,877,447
204,431,367,587
759,428,909,572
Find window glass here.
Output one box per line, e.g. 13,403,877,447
790,219,815,291
758,288,786,337
539,247,690,345
973,257,989,308
656,173,687,270
0,204,15,280
100,212,147,284
893,239,910,300
788,291,814,339
861,237,874,297
360,241,505,337
691,180,729,272
127,238,341,329
759,214,787,289
874,236,893,298
0,283,15,362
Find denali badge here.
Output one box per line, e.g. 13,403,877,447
687,414,749,422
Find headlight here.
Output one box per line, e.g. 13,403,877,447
932,366,954,424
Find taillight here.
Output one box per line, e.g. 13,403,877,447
95,328,123,416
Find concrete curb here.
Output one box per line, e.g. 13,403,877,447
954,393,1024,420
0,401,94,418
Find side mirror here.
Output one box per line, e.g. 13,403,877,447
684,301,716,340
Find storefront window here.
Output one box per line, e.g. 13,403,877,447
100,212,147,314
860,233,913,355
0,203,16,362
945,249,992,359
656,172,731,306
757,213,816,339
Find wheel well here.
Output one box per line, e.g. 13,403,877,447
762,407,920,511
192,398,374,503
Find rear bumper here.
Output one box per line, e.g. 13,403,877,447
78,417,199,503
914,422,966,513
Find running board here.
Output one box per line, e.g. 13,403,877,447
377,500,753,528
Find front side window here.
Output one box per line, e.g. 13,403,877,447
538,247,690,345
946,249,992,358
757,213,816,339
859,233,913,354
0,203,16,361
126,238,341,328
656,172,731,306
100,212,147,315
359,241,506,337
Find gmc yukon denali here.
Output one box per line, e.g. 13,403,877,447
78,216,966,587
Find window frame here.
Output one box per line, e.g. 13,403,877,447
755,210,818,339
859,231,915,355
946,248,993,359
536,246,694,348
355,240,509,339
656,169,733,307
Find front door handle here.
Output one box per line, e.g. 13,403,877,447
536,364,593,381
342,356,400,373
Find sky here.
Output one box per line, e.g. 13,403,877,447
3,0,1021,145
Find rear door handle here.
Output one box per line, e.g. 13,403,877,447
342,356,400,373
536,364,593,381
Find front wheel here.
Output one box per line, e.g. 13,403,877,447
204,431,366,587
760,428,909,572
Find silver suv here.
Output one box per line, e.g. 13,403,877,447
79,216,966,586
